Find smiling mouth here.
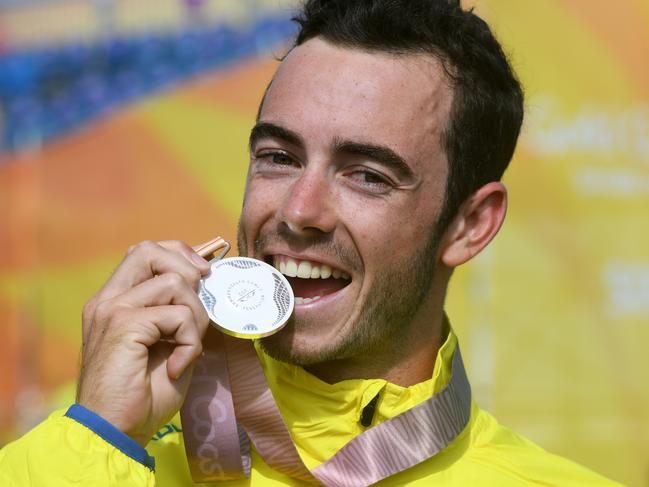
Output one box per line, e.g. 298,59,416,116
269,256,351,304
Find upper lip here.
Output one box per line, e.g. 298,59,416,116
263,249,351,275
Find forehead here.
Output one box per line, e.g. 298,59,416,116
259,38,453,169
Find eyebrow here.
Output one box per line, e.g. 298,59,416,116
249,122,304,150
249,122,414,180
332,139,414,180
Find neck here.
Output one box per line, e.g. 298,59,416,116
305,311,446,387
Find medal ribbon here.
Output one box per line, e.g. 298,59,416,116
181,329,471,486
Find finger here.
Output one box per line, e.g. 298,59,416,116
158,240,211,274
129,305,206,380
96,241,205,303
117,272,209,329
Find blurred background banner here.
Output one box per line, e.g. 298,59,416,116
0,1,646,485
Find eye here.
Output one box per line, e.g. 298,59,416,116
355,170,388,185
256,150,296,166
346,168,394,193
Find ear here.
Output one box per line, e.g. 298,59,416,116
440,182,508,268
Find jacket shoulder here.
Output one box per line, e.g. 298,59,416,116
460,408,624,487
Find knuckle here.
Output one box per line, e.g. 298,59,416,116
165,272,185,287
93,299,116,324
131,240,157,256
82,296,98,322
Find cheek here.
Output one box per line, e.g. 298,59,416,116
341,201,402,263
240,177,285,231
350,200,436,266
241,183,267,229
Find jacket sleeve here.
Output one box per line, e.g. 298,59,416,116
0,405,155,487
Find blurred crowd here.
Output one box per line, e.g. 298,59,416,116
0,0,295,153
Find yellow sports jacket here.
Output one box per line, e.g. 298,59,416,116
0,330,622,486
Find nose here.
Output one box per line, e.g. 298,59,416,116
278,168,336,236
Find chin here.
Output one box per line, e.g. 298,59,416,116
258,316,341,366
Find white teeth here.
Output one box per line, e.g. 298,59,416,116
274,256,287,274
297,261,312,278
294,296,321,305
320,264,332,279
272,257,350,280
285,259,298,277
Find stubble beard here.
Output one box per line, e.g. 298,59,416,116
237,223,443,368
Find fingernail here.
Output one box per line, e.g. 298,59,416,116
191,252,209,268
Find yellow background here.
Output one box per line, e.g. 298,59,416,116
0,1,647,485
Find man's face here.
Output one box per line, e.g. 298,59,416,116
238,38,453,365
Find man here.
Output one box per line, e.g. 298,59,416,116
0,1,620,485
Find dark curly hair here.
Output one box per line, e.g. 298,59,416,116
291,0,524,231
